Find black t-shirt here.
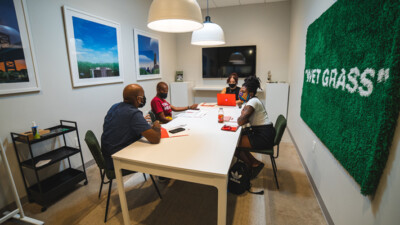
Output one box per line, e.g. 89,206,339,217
101,102,151,169
225,86,241,100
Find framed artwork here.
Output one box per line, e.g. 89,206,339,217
63,6,123,87
0,0,40,95
134,29,161,81
175,71,183,82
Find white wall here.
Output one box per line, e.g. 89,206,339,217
287,0,400,225
176,2,291,103
0,0,176,209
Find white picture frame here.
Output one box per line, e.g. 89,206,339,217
0,0,40,95
134,29,162,81
63,6,123,87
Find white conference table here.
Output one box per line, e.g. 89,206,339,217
112,106,242,225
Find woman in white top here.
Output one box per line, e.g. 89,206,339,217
236,76,276,179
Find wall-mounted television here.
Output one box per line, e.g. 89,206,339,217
202,45,256,78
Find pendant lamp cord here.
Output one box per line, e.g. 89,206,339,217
207,0,209,17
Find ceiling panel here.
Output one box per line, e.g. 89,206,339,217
264,0,288,3
239,0,264,4
196,0,288,9
197,0,217,9
213,0,240,8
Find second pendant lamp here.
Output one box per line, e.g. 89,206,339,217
191,0,225,46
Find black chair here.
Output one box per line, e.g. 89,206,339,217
237,115,287,189
148,110,157,123
84,130,162,222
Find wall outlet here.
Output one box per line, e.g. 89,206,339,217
312,140,317,152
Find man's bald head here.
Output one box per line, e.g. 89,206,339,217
157,82,168,91
123,84,144,106
157,81,168,98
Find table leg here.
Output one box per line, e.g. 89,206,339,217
114,161,131,225
216,177,227,225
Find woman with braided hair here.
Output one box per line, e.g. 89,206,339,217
236,76,276,179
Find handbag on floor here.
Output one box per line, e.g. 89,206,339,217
228,159,264,195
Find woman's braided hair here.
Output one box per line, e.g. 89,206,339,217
243,76,262,95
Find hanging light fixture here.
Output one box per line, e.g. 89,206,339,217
191,0,225,46
148,0,203,33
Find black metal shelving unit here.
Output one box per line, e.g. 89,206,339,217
11,120,88,212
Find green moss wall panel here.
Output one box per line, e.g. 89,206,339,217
300,0,400,195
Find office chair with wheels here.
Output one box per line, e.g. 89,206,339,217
237,115,287,189
84,130,162,222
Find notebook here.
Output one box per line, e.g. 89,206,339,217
217,93,236,106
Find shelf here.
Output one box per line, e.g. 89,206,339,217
11,120,87,210
193,86,225,91
193,86,264,92
28,168,86,203
21,146,80,169
12,125,76,144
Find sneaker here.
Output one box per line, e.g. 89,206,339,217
250,162,265,180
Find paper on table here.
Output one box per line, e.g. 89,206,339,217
176,110,207,118
199,102,217,107
36,159,51,167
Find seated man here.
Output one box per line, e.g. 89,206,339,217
151,82,198,123
101,84,161,169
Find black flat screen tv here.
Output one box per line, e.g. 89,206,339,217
202,45,256,78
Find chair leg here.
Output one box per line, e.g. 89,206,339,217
271,156,278,173
270,156,279,189
149,175,162,199
104,179,113,223
99,169,106,199
143,173,147,181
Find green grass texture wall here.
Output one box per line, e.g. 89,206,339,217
301,0,400,195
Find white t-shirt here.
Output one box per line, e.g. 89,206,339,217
243,97,272,126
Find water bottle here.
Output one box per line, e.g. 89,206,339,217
218,108,224,123
31,121,40,139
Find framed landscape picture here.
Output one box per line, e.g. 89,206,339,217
63,6,123,87
0,0,40,95
134,29,161,81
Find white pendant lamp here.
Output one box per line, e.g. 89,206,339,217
191,0,225,46
148,0,204,33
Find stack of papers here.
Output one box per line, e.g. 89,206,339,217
199,102,217,107
176,110,207,118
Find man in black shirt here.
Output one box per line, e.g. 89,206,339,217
101,84,161,169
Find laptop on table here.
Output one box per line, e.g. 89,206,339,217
217,93,236,106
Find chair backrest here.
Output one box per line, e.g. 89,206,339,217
84,130,106,170
149,110,157,123
274,115,287,146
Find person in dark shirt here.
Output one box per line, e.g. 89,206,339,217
101,84,161,169
151,82,198,123
221,73,242,104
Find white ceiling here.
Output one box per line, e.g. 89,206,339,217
196,0,288,9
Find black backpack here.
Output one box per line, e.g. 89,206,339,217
228,160,264,195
